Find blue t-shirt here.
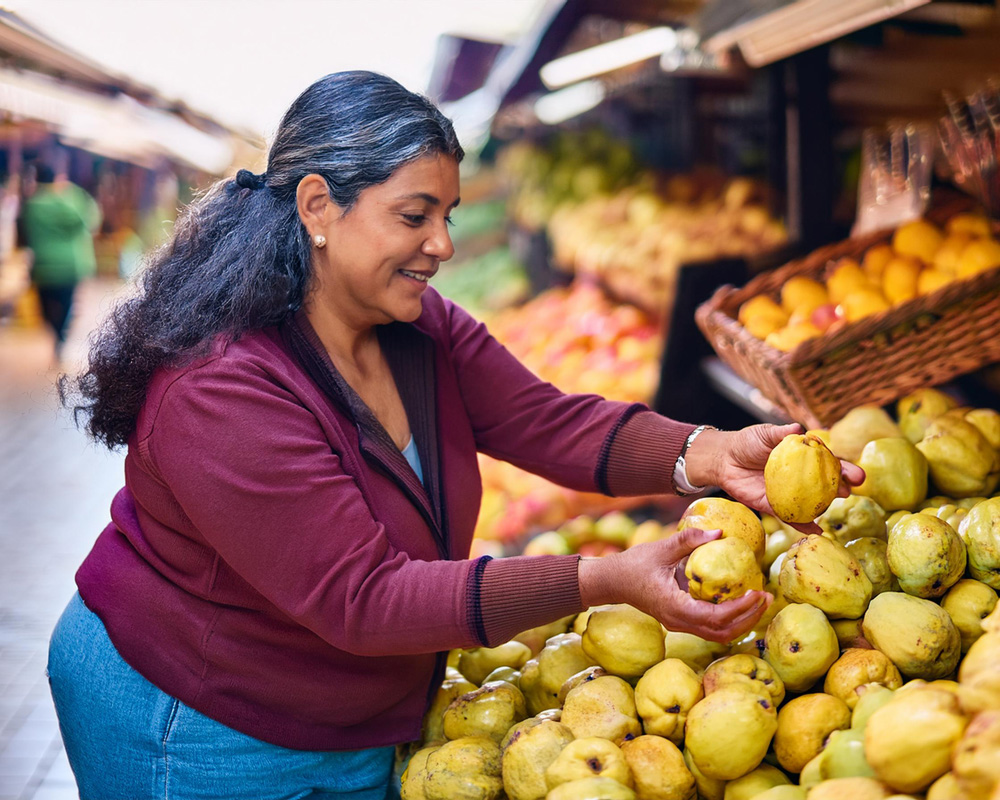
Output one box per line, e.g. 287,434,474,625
401,436,423,486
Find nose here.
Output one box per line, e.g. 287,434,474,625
422,218,454,262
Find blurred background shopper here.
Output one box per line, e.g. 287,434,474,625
47,71,860,799
20,162,101,366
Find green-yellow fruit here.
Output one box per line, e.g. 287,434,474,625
765,434,842,523
560,675,641,742
442,681,527,743
401,745,438,800
678,497,766,565
752,788,806,800
940,578,998,652
722,763,790,800
424,736,503,800
544,737,632,791
545,777,637,800
773,692,851,772
965,407,1000,449
500,718,575,800
824,648,903,709
620,735,695,800
950,710,1000,800
818,495,888,543
662,632,728,672
685,537,764,603
917,416,1000,498
851,683,896,730
702,653,785,707
633,658,703,744
862,593,961,680
520,633,598,716
925,772,962,800
846,537,899,596
830,405,904,462
778,535,872,619
422,674,478,745
582,605,665,679
897,388,958,444
557,667,609,707
886,513,966,598
854,438,929,511
957,498,1000,589
864,688,967,793
806,777,892,800
818,727,877,780
683,747,725,800
764,603,839,692
458,640,532,685
684,687,778,780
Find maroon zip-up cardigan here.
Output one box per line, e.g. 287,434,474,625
76,288,695,750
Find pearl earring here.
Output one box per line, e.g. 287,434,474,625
313,234,327,249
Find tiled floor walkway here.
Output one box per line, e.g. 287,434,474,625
0,279,127,800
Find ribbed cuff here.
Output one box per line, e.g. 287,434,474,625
477,555,584,646
604,411,698,497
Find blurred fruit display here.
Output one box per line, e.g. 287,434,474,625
473,282,667,546
496,131,788,314
406,389,1000,800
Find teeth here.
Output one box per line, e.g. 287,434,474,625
401,270,429,282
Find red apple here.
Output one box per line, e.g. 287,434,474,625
810,303,843,332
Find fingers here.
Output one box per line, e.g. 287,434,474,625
840,461,866,486
671,590,773,643
661,526,722,560
788,520,822,535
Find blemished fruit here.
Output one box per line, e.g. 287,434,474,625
764,433,841,524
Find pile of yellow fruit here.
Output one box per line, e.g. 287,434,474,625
404,388,1000,800
739,213,1000,352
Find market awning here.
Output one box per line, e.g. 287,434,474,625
0,67,234,174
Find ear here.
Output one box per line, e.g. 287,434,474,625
296,174,339,236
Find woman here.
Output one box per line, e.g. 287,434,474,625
50,71,862,799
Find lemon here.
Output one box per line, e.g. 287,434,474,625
956,238,1000,279
893,219,944,264
946,212,992,238
840,288,890,322
862,244,895,283
780,276,828,315
881,257,920,305
917,267,953,295
826,259,872,304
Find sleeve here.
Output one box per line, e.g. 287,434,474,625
143,357,524,657
441,298,696,496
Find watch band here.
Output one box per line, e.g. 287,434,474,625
673,425,715,495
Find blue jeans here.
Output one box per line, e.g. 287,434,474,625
48,593,399,800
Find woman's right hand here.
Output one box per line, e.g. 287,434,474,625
578,527,772,644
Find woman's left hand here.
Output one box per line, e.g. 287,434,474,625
685,423,866,534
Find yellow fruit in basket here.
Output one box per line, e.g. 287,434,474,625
764,433,842,524
956,238,1000,278
767,321,824,352
840,288,890,322
881,257,921,305
892,218,944,264
826,258,872,304
947,212,993,238
932,233,972,273
862,243,895,283
739,294,789,340
780,276,828,315
917,267,953,295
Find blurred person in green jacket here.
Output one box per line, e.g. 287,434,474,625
21,162,102,363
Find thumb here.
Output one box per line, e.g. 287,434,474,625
766,422,803,445
665,526,723,560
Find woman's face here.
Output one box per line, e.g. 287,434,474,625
310,153,460,328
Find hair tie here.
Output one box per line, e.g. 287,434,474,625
235,169,266,190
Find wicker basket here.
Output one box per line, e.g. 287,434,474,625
695,220,1000,428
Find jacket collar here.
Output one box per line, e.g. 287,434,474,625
282,310,447,554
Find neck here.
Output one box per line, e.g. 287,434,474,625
303,294,378,368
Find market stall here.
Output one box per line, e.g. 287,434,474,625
403,1,1000,798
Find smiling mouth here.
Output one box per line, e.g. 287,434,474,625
400,269,431,283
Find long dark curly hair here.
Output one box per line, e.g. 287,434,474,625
62,71,464,449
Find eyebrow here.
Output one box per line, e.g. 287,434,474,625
398,192,461,208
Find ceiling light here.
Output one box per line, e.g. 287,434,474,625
540,26,678,90
534,80,606,125
703,0,931,67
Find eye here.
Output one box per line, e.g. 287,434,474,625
445,216,455,227
402,214,426,226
